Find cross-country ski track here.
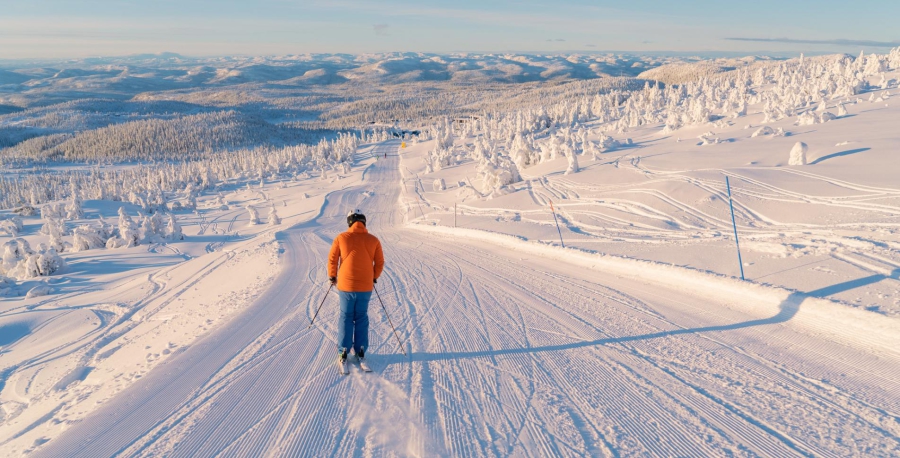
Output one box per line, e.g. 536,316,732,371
39,141,900,457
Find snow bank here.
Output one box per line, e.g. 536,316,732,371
749,125,787,138
796,111,836,126
406,223,900,354
25,284,52,299
0,274,13,296
751,126,774,138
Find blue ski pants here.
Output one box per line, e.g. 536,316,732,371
337,290,371,354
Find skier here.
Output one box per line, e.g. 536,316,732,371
328,210,384,374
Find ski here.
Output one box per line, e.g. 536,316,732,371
338,358,349,375
358,356,372,373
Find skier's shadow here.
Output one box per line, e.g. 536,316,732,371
390,268,898,364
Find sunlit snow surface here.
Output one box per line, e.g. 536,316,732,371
1,50,899,456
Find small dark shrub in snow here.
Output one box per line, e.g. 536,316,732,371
12,205,36,216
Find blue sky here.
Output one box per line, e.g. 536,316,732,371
1,0,898,58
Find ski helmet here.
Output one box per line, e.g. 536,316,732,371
347,209,366,227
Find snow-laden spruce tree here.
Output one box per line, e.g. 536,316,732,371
888,46,900,69
267,207,281,226
475,148,522,196
40,218,68,252
166,214,184,240
789,142,808,165
41,203,65,220
565,146,580,175
0,217,23,237
107,207,141,248
247,206,260,226
139,212,165,243
837,103,848,117
72,222,113,252
1,238,66,280
65,195,84,220
1,239,32,274
509,133,537,171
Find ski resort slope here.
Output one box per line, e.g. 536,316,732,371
38,141,900,457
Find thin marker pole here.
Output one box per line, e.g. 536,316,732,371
416,197,426,220
549,199,565,248
726,176,745,281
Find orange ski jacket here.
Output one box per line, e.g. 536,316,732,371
328,222,384,292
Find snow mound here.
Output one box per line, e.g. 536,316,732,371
25,285,52,299
751,126,774,138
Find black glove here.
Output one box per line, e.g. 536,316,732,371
373,278,378,284
329,277,337,285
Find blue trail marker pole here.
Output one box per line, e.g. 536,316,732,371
549,199,565,248
726,176,745,281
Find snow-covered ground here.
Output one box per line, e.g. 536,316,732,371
1,50,899,456
3,138,895,456
0,145,382,454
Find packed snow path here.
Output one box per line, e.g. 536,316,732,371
41,142,900,457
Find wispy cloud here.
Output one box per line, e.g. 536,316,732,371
726,37,900,48
373,24,389,37
546,38,566,42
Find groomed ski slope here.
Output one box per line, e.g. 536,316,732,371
39,141,900,457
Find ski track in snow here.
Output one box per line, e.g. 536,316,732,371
36,141,900,457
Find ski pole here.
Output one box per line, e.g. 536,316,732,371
374,286,407,356
308,283,334,329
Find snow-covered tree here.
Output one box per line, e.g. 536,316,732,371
247,206,260,225
166,214,184,240
789,142,808,166
267,207,281,226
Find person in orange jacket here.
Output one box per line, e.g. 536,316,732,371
328,210,384,369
